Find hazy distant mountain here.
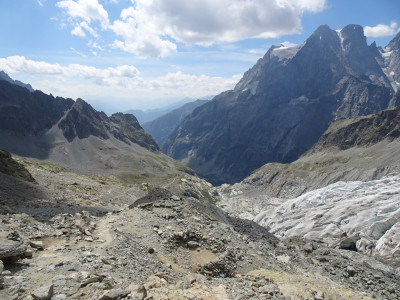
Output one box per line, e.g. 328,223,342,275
0,71,34,92
163,24,400,185
125,96,213,124
142,99,209,145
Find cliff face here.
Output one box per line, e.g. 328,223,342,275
163,25,398,185
0,80,74,136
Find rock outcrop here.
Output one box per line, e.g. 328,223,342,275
0,149,35,182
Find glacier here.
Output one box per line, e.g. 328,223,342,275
255,175,400,265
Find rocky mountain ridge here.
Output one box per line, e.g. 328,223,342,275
58,99,159,152
0,77,190,185
163,25,400,184
0,71,34,92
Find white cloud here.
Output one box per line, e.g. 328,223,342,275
0,56,139,80
57,0,109,30
109,0,326,58
364,22,399,38
0,56,240,110
55,0,326,58
110,7,177,58
71,23,86,37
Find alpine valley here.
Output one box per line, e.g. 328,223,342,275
0,24,400,300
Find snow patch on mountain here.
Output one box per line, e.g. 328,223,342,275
270,43,304,62
336,30,345,52
255,175,400,264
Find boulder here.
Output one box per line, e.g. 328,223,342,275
0,229,27,260
31,284,54,300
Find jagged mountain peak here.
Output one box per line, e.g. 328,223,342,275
340,24,365,43
58,98,159,151
387,31,400,51
163,23,398,184
0,70,34,92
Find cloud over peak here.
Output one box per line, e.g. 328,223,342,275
364,22,400,38
56,0,327,58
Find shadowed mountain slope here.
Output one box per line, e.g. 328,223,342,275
143,99,208,145
163,25,400,185
0,78,192,183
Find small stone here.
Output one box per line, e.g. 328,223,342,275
31,284,54,300
80,274,105,287
8,284,21,296
144,275,167,289
52,294,67,300
24,250,33,258
346,266,356,277
29,241,44,250
314,290,324,300
98,288,130,300
129,284,147,300
101,257,111,265
187,241,200,249
171,195,181,201
303,243,313,254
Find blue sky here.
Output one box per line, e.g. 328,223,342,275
0,0,399,113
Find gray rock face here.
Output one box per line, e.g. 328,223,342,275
0,80,74,136
378,31,400,92
31,284,54,300
58,99,159,151
163,24,397,185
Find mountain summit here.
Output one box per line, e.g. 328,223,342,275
162,24,400,185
